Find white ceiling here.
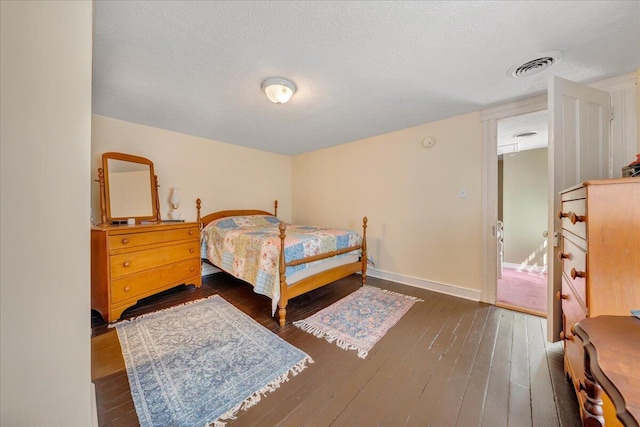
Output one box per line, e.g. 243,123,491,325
497,110,548,155
92,1,640,156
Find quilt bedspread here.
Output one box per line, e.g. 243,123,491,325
202,215,362,312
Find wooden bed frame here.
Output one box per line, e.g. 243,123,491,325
196,199,367,326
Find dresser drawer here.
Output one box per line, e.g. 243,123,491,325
110,258,200,303
561,277,587,386
108,226,200,250
561,236,587,307
560,199,587,240
561,276,588,318
561,186,587,202
110,241,199,278
92,222,203,323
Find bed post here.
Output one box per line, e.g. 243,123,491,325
278,221,288,326
196,198,201,223
361,216,368,286
274,200,278,217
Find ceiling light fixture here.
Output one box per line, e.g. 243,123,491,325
261,77,296,104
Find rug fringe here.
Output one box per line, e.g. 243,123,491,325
209,355,314,427
109,295,220,328
292,286,421,359
365,285,424,303
292,321,368,359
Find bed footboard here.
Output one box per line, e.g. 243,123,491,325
277,217,368,327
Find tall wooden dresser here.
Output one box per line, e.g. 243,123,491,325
557,177,640,425
91,221,202,323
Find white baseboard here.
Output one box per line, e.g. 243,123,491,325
502,262,547,274
366,268,481,302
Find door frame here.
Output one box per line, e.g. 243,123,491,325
480,72,637,327
480,95,547,306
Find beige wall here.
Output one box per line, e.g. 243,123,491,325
502,148,548,269
292,112,483,295
1,1,93,425
637,67,640,151
91,115,293,223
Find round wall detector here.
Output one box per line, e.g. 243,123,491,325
421,136,436,149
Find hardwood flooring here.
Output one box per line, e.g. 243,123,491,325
92,273,581,427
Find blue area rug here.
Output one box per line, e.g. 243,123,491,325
293,285,422,358
115,295,312,427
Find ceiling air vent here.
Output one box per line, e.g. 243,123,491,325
508,51,563,78
513,131,538,138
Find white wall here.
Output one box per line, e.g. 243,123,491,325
292,112,483,299
589,72,638,176
1,1,93,425
91,115,292,223
502,148,548,269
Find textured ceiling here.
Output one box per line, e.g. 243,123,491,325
92,1,640,156
498,110,548,155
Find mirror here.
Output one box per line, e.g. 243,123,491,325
98,152,160,224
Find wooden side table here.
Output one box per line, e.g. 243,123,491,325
574,316,640,427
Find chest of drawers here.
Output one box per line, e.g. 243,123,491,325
91,222,202,322
557,177,640,425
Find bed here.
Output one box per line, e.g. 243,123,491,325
196,199,368,326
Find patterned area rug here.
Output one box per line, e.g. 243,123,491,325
293,285,422,358
115,295,312,427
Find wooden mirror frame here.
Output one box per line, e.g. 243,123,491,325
97,152,161,225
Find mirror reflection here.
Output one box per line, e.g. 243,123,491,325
107,159,153,218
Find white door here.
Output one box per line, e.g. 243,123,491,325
547,76,611,342
496,220,504,279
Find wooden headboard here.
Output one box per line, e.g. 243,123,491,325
196,199,278,226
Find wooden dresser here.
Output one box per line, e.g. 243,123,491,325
91,222,202,323
574,316,640,427
557,177,640,425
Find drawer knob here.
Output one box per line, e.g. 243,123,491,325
555,291,569,301
570,268,585,279
122,238,130,245
190,267,195,272
189,248,195,253
560,331,575,341
558,252,570,260
189,230,194,235
123,261,130,267
557,210,570,220
570,213,585,224
124,286,131,292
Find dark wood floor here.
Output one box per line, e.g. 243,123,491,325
92,273,581,427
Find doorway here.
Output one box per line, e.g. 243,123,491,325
481,74,632,342
495,111,548,316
